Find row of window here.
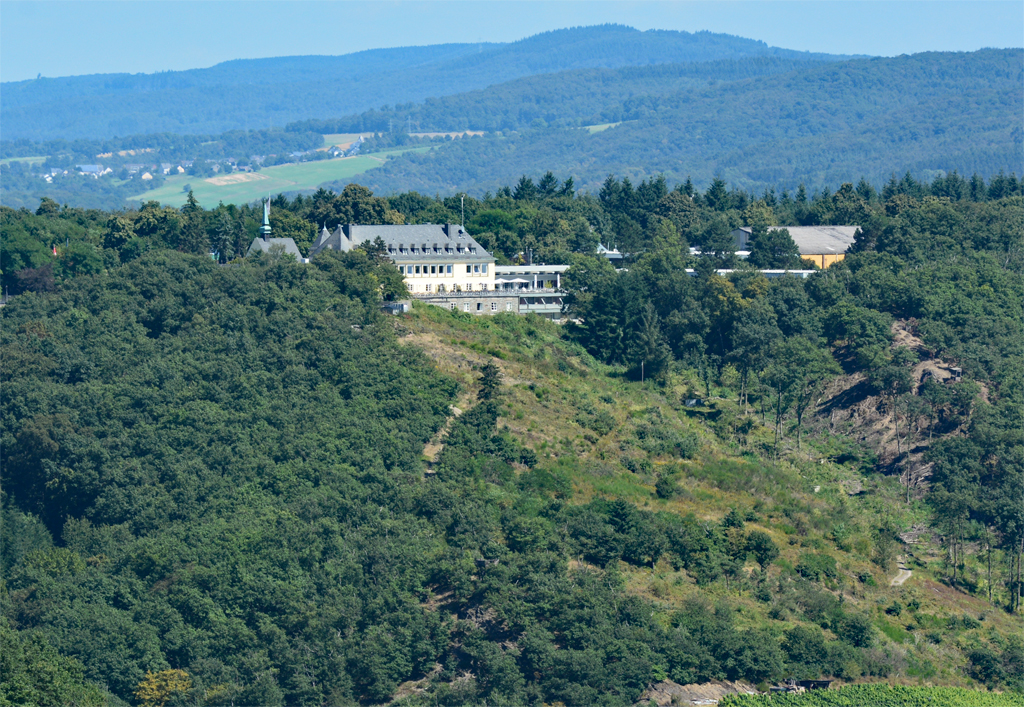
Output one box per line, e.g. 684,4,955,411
388,242,474,256
449,302,515,312
417,283,489,293
387,239,475,256
400,264,489,276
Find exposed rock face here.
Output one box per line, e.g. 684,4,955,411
637,679,758,706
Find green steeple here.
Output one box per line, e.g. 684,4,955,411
259,198,272,240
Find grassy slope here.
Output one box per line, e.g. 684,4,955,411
399,302,1023,688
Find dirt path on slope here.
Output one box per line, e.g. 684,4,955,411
422,404,465,463
891,555,912,586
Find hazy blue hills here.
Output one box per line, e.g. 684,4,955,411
290,56,823,134
1,25,849,141
337,48,1024,196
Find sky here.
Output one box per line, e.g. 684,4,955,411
1,0,1021,83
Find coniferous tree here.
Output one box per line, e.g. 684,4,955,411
478,362,503,401
747,226,802,269
537,171,559,196
628,303,672,382
512,175,537,202
178,190,209,255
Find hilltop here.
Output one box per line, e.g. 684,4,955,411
343,48,1024,195
0,25,849,142
1,173,1021,704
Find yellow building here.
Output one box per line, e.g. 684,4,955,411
732,225,858,269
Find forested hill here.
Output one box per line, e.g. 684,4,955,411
340,48,1024,196
1,24,849,141
2,176,1023,705
291,55,824,135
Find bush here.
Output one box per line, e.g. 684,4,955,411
796,552,838,582
576,409,616,436
840,613,875,648
967,647,1005,685
745,530,779,568
655,474,678,499
783,625,828,677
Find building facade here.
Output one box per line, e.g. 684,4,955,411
731,225,858,269
494,264,568,291
310,223,495,293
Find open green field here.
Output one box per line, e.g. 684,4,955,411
1,155,47,166
131,148,427,207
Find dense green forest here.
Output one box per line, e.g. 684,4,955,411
288,55,828,135
3,46,1019,210
1,25,845,141
2,171,1022,705
344,49,1024,196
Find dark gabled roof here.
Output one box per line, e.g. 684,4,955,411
310,223,493,262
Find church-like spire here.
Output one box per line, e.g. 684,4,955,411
260,197,272,241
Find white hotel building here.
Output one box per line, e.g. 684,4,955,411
308,222,567,318
310,223,495,293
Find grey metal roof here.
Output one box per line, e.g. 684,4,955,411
733,226,858,255
310,223,494,262
247,237,304,262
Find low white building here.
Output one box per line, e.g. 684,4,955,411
494,264,568,290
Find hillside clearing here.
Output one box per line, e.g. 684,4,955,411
129,147,428,206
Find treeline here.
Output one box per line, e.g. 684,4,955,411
0,128,324,166
0,164,150,212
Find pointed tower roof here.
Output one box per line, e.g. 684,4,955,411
259,198,272,241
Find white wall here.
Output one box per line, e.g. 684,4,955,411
397,261,495,293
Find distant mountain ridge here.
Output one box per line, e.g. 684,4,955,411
1,24,853,141
340,48,1024,196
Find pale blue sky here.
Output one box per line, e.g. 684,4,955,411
1,1,1021,83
